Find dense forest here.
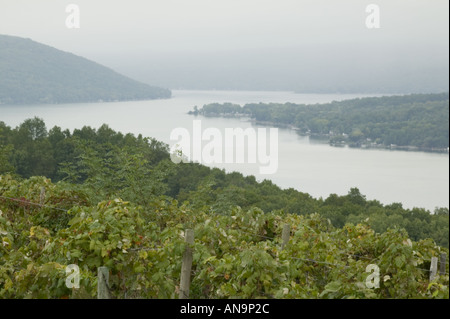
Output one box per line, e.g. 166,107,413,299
190,93,449,151
0,118,448,298
0,118,448,248
0,34,171,104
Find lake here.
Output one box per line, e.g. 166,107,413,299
1,90,448,211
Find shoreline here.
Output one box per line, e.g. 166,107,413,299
190,113,449,155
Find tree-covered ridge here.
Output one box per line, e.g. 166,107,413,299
190,93,449,151
0,118,448,248
0,34,171,104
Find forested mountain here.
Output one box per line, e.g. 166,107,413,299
190,93,449,151
0,34,171,104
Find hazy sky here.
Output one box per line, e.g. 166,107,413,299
1,0,448,92
1,0,447,54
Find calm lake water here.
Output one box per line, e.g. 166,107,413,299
1,90,448,211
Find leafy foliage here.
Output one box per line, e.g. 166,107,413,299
0,175,448,299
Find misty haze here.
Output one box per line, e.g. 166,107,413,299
1,0,448,93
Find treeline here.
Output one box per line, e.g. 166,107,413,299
0,118,448,247
190,93,449,150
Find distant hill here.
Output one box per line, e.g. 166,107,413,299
192,92,450,151
0,34,171,105
108,45,449,93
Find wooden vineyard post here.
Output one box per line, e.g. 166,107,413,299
439,253,447,276
281,224,290,250
179,229,194,299
429,257,438,281
98,267,111,299
40,187,45,205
